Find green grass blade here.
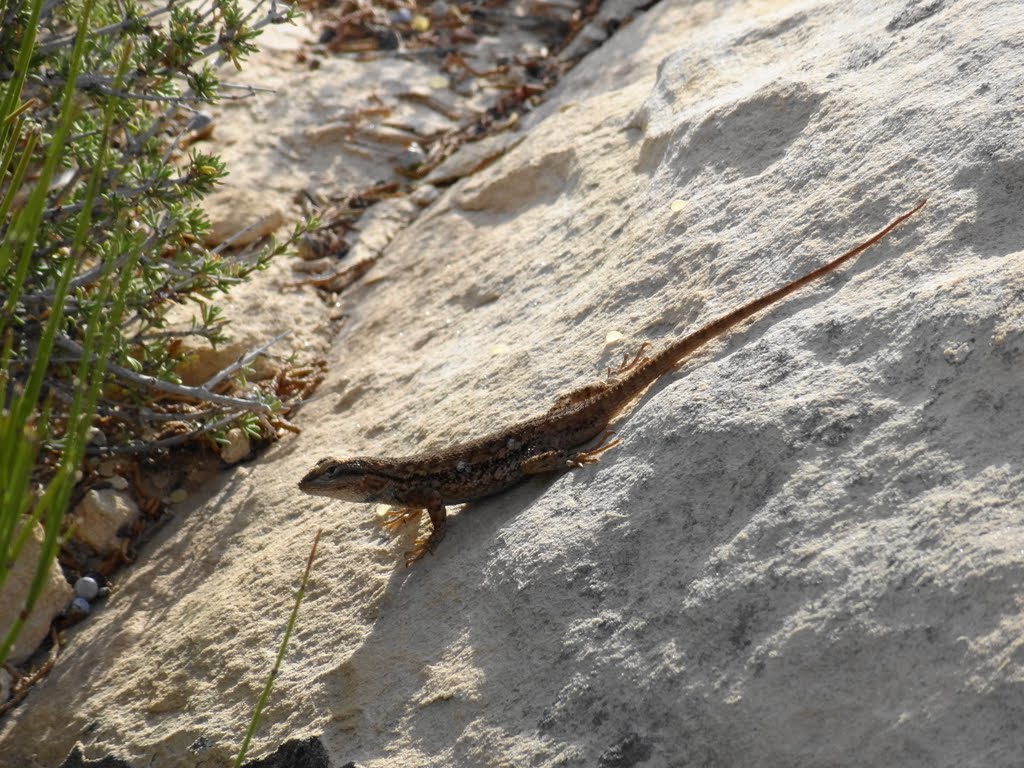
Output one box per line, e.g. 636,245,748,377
0,0,121,665
0,0,45,153
234,529,322,767
3,0,99,415
0,124,38,228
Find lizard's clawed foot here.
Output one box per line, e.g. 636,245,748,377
404,536,431,567
570,429,622,466
403,524,447,567
381,507,422,533
608,342,651,377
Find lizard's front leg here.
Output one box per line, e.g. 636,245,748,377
401,494,447,567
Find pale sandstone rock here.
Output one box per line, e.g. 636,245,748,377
169,256,327,387
174,335,278,388
73,489,139,555
202,186,286,248
0,525,72,665
422,132,526,185
0,668,11,704
4,1,1024,766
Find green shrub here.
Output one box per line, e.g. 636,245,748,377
0,0,305,665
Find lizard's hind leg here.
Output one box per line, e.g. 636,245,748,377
571,429,622,466
608,342,651,377
521,430,623,475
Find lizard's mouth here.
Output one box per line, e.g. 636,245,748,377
297,469,330,493
298,474,333,494
297,456,346,493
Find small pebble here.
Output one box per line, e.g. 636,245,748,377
75,576,100,600
168,488,189,504
429,0,448,18
391,8,413,23
375,28,401,50
70,596,92,616
396,142,426,171
86,426,107,447
219,427,251,465
410,184,440,206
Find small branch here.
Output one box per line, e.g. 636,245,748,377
76,79,211,104
87,412,243,456
55,335,275,414
203,330,291,391
210,217,276,255
219,81,277,94
36,5,171,55
50,385,221,424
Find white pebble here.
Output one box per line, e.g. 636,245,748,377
71,596,92,616
75,576,100,600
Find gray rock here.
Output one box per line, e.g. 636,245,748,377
3,1,1023,766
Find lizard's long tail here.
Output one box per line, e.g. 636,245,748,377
617,198,928,402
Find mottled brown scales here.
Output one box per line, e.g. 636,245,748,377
300,200,926,566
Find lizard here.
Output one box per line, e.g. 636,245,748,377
299,199,926,566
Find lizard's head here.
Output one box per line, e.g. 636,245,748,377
298,456,394,503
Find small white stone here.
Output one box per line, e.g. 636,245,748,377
70,597,91,617
108,475,129,491
410,184,440,206
219,427,251,464
74,576,100,600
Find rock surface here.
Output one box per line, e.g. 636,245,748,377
4,0,1024,766
72,489,139,556
203,187,286,248
0,526,72,666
